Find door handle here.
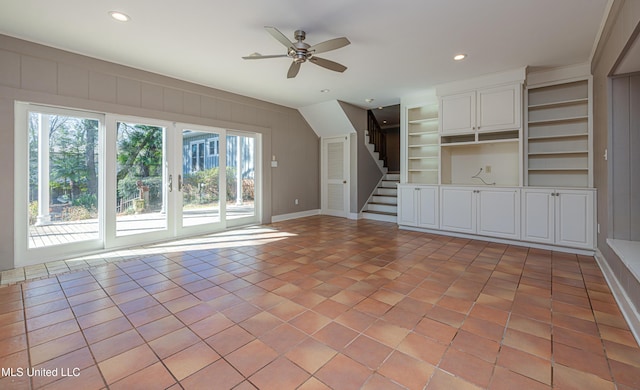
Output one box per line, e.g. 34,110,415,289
168,174,173,192
343,180,347,184
178,174,182,191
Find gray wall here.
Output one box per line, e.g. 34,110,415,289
0,34,319,271
384,127,400,172
610,74,640,241
591,0,640,309
338,101,383,212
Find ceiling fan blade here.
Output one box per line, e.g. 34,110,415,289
265,26,294,49
309,37,350,54
242,54,288,60
309,57,347,73
287,62,301,78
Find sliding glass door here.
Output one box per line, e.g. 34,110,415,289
225,132,258,226
16,105,260,266
15,104,105,264
115,120,168,237
179,126,224,230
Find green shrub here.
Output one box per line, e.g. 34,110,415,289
62,205,94,221
72,193,97,211
182,167,238,205
29,201,38,225
118,176,163,205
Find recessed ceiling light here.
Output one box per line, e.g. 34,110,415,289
454,54,467,61
377,106,383,110
109,11,130,22
365,98,375,103
320,89,330,93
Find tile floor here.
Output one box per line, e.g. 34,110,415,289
1,215,640,389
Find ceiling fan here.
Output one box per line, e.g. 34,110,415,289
242,26,350,78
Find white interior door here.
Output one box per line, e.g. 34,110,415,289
322,136,349,218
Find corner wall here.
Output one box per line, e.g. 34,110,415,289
0,34,319,271
338,101,384,213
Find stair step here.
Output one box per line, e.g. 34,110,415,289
375,188,397,196
363,210,396,216
366,203,398,213
361,211,397,223
384,173,400,181
372,195,397,204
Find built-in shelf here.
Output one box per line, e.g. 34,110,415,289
406,103,439,184
528,168,589,171
409,130,439,135
528,116,588,125
528,150,588,155
528,133,587,140
409,118,438,125
526,78,591,188
528,97,589,109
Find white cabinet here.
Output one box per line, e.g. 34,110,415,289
440,187,476,233
397,185,439,229
440,84,521,135
440,92,475,134
440,186,520,239
522,188,594,249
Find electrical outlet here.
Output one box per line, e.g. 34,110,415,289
485,165,492,174
295,199,299,205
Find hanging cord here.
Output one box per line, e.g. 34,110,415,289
471,168,496,185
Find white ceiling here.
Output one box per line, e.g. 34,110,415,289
0,0,610,110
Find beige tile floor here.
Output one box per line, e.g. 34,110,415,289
1,215,639,389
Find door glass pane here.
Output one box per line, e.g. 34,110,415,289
116,122,166,236
182,130,220,227
28,112,100,248
226,134,255,220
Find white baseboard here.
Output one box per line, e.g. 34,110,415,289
271,209,320,223
398,225,595,256
594,249,640,346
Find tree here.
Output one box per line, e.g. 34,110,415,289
116,122,164,181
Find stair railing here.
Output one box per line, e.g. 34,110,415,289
367,110,387,168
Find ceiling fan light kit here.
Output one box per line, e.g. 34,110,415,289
242,26,350,78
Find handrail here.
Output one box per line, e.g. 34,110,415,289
116,193,140,214
367,110,387,168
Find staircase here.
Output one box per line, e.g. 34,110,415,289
362,172,399,222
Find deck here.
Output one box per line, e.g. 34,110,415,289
28,204,255,248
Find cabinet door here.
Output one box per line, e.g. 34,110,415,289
521,189,555,245
440,92,475,134
477,84,520,132
440,187,475,233
397,186,417,226
477,188,520,239
556,190,594,249
417,186,439,229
